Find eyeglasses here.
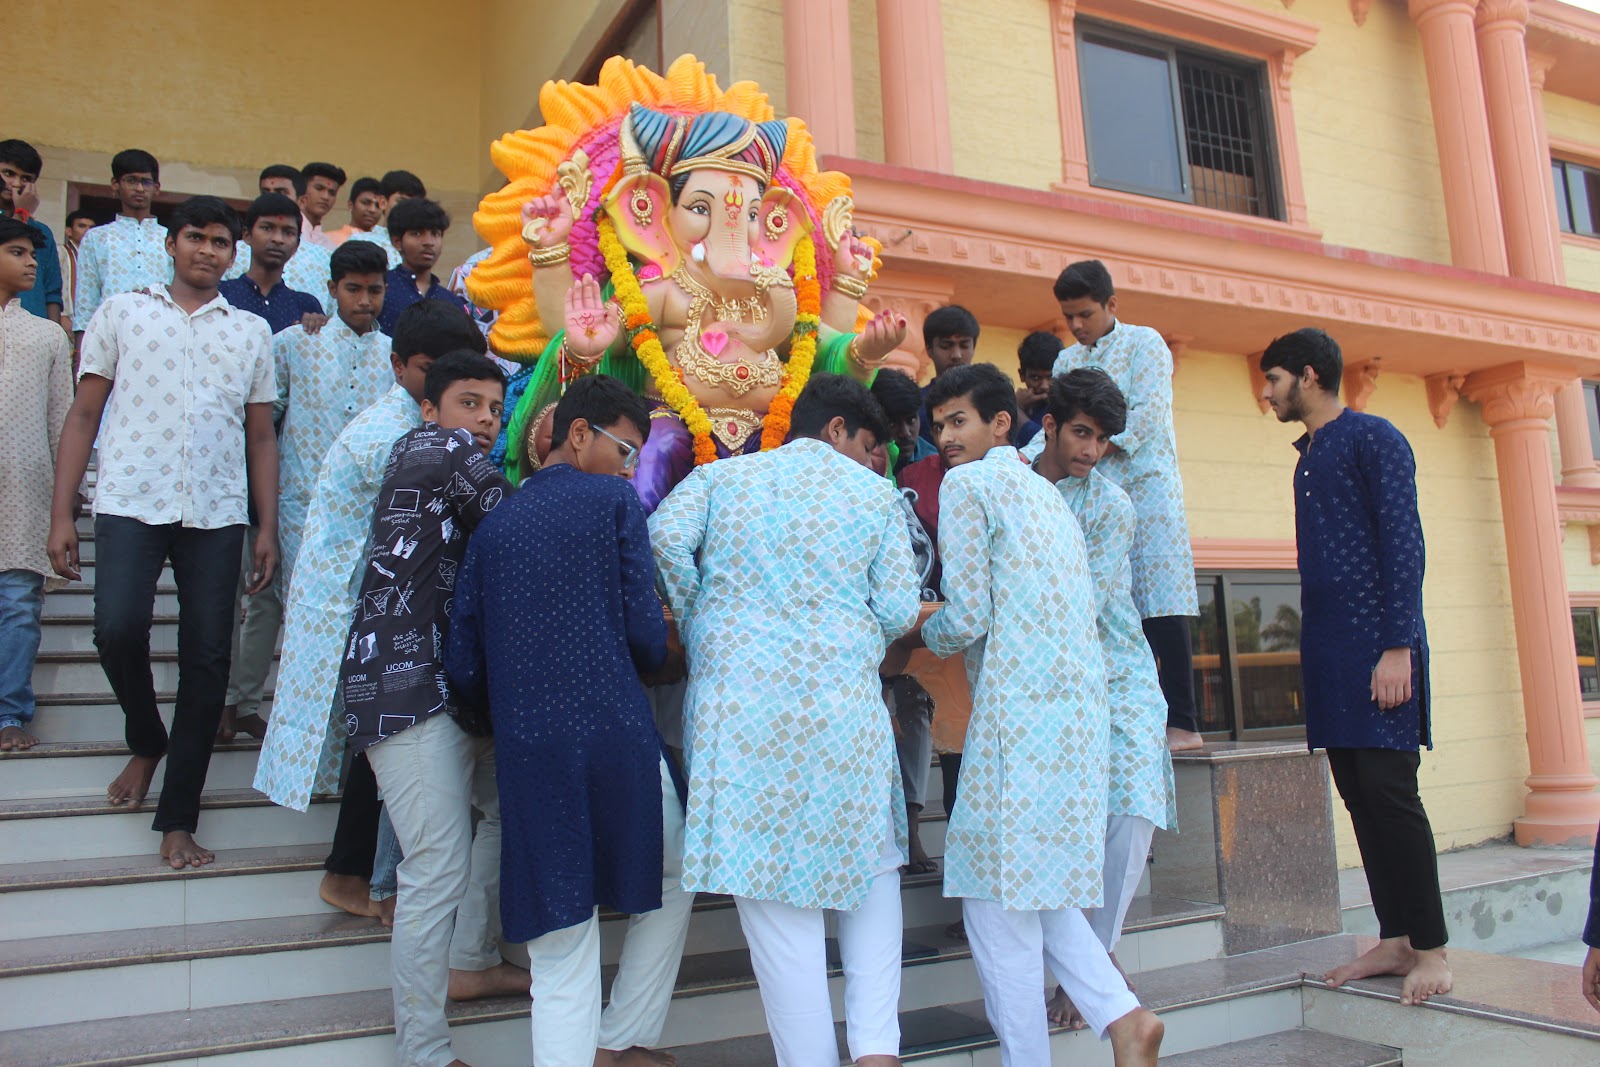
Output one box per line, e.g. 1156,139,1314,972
592,424,640,472
117,177,159,189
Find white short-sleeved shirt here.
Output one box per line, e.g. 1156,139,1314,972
78,286,275,528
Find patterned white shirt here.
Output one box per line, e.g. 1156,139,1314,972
73,216,170,329
922,445,1109,910
274,317,396,580
78,287,275,528
0,301,73,587
346,226,402,269
228,241,332,305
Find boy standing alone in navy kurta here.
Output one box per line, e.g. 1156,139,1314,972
1260,327,1451,1007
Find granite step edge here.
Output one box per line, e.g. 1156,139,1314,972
0,737,262,760
0,787,339,820
1155,1027,1402,1067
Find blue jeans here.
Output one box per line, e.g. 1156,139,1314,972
370,804,401,902
0,570,44,731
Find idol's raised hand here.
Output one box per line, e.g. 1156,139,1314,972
521,193,576,251
852,309,910,368
563,274,621,361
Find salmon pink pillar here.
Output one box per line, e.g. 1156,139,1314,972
784,0,856,158
876,0,954,172
1408,0,1510,275
1464,363,1600,847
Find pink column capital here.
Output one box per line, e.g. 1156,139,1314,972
1463,362,1600,847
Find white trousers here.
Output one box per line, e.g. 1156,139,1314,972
1084,814,1156,952
367,712,503,1067
734,825,905,1067
526,758,695,1067
963,898,1140,1065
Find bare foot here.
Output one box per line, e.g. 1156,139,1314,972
234,713,269,740
595,1048,678,1067
855,1056,902,1067
1400,947,1452,1006
372,894,396,928
160,830,215,869
1105,1005,1162,1066
448,960,531,1001
0,725,40,751
107,753,160,806
1166,727,1204,753
1046,984,1086,1029
215,704,238,743
320,872,378,918
1323,935,1415,989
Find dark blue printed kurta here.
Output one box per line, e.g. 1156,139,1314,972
1293,409,1430,752
443,463,670,942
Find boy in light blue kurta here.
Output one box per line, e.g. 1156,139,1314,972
1042,259,1203,753
896,364,1163,1067
650,375,922,1067
1033,368,1177,1031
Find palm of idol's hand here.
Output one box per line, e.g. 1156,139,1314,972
521,193,574,248
564,274,621,360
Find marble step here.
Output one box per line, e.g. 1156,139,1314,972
0,738,262,801
1157,1028,1401,1065
31,651,279,700
38,616,177,653
0,912,1264,1067
29,696,275,744
44,586,179,617
0,789,339,864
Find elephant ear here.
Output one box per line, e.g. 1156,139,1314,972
602,172,680,276
751,186,812,271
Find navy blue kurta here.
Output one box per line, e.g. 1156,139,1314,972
1293,409,1430,752
444,463,670,942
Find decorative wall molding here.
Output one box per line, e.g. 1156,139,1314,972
1192,538,1299,570
1343,359,1381,412
1425,372,1466,428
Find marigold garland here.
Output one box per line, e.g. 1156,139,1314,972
595,214,822,466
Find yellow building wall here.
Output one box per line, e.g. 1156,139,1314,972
1545,91,1600,294
1174,352,1528,865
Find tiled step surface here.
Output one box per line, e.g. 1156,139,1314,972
44,587,179,616
0,738,262,800
3,900,1237,1066
39,617,178,653
0,789,339,864
29,696,275,744
1158,1028,1402,1066
31,652,279,699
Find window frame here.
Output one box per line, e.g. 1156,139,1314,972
1075,21,1284,220
1552,157,1600,240
1193,568,1307,742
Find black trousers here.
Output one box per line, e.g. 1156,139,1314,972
1326,747,1448,951
940,751,962,820
93,516,243,834
324,748,381,877
1142,615,1200,734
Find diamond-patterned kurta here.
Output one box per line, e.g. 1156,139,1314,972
73,216,171,328
923,446,1109,910
649,439,923,910
254,383,420,810
1055,469,1175,830
1050,322,1197,619
273,319,396,582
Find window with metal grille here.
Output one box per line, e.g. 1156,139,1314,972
1553,158,1600,238
1078,25,1282,220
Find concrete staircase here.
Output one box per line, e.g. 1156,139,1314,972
3,501,1577,1065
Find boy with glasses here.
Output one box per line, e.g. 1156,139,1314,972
73,149,168,338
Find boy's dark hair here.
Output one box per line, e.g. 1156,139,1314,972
391,299,486,362
380,170,427,199
330,240,389,283
297,162,347,195
1053,259,1115,304
244,193,302,233
388,198,450,242
1018,331,1062,373
1260,327,1343,394
258,163,300,187
348,176,382,203
0,139,43,177
792,373,890,444
423,349,507,407
0,216,46,249
925,362,1018,440
1047,367,1127,438
65,209,96,228
922,305,980,349
869,368,923,423
166,196,241,242
112,149,159,182
549,373,651,450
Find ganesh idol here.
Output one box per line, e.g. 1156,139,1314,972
466,55,907,510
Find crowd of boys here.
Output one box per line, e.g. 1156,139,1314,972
0,132,1478,1066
